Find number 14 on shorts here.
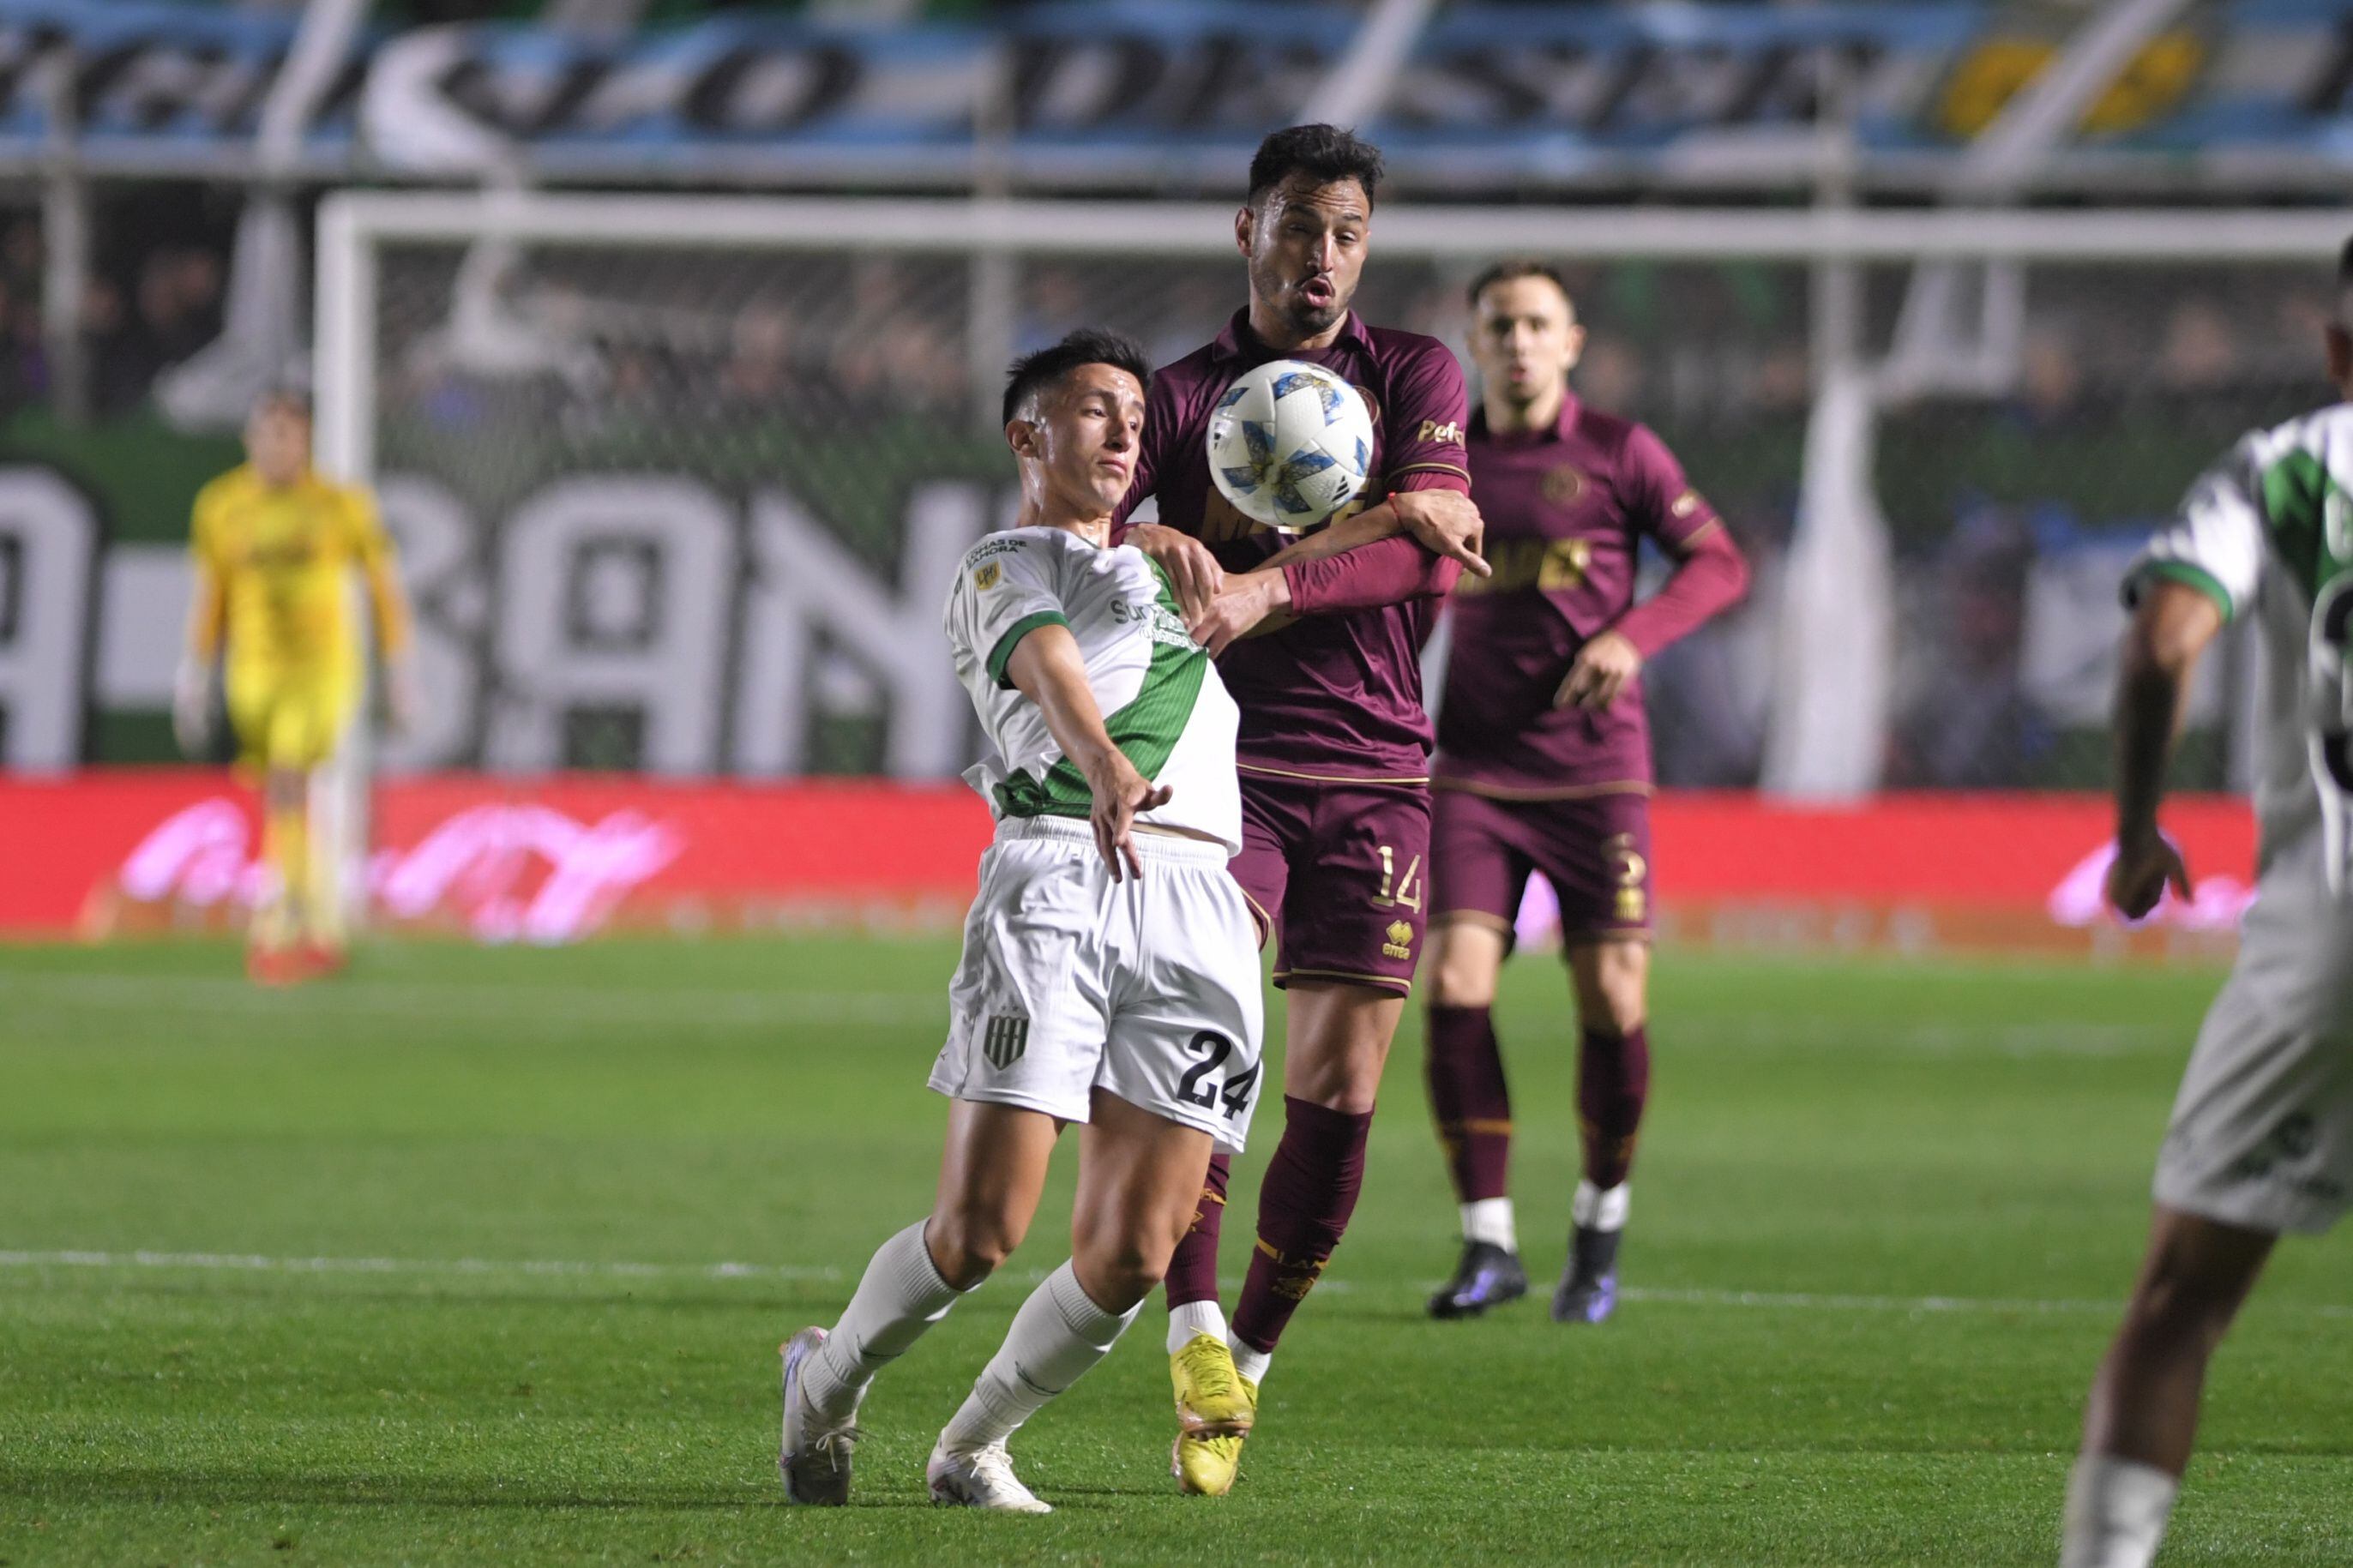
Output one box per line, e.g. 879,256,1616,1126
1373,844,1424,911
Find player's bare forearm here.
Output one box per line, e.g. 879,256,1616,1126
1006,623,1168,878
2105,581,2222,917
1008,624,1119,773
1191,569,1294,657
2113,582,2223,844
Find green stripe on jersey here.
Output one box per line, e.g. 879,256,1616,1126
2139,560,2236,622
986,611,1068,689
2259,449,2344,600
996,559,1208,820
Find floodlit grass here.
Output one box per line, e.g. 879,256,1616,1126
1,935,2344,1565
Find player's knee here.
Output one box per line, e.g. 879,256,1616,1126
924,1205,1023,1290
1573,946,1648,1036
1074,1247,1164,1315
1070,1224,1170,1314
1427,927,1501,1009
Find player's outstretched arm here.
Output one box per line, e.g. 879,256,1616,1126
1562,526,1751,711
1256,490,1489,578
174,560,224,758
2106,580,2224,918
1004,622,1171,882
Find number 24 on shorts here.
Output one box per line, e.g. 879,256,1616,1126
1177,1031,1257,1120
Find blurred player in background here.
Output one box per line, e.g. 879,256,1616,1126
1114,123,1488,1495
2059,242,2353,1568
780,331,1262,1514
1423,261,1748,1325
174,387,418,985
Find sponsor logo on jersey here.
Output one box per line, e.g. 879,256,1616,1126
981,1013,1029,1070
972,560,1002,592
1382,919,1415,960
964,537,1026,570
1417,418,1464,446
1671,490,1704,518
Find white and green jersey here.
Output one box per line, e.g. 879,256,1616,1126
2129,403,2353,892
943,526,1241,853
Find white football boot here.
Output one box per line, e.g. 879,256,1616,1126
926,1440,1053,1514
779,1326,857,1505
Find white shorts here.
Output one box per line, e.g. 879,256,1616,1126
930,816,1265,1154
2155,835,2353,1235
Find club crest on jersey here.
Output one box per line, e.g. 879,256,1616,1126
1543,466,1587,506
981,1014,1029,1070
1671,489,1705,518
972,561,1002,592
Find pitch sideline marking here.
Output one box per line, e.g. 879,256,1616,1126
3,1247,2347,1321
0,971,2175,1054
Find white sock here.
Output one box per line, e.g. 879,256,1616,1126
2060,1454,2178,1568
939,1262,1140,1451
1572,1180,1631,1232
1166,1298,1229,1355
802,1221,964,1420
1461,1197,1517,1251
1229,1339,1272,1386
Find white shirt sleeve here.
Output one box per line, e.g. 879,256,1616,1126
2127,431,2266,622
944,532,1070,690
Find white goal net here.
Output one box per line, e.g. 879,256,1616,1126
316,194,2346,805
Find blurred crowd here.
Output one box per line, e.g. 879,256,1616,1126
0,207,231,424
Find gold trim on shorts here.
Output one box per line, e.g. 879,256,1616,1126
1273,965,1413,996
1238,762,1430,786
1431,777,1652,802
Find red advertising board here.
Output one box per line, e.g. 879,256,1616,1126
0,771,2259,953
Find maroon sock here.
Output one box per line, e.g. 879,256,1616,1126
1425,1004,1511,1204
1231,1096,1374,1354
1163,1150,1231,1308
1577,1024,1651,1189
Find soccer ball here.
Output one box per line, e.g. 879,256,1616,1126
1206,359,1375,532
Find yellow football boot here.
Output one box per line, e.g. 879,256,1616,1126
1169,1332,1255,1496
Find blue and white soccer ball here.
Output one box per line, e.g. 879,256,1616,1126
1206,359,1375,532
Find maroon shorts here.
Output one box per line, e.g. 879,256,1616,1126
1429,784,1653,945
1231,766,1433,995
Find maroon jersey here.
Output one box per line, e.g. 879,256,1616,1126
1435,394,1742,796
1117,309,1471,779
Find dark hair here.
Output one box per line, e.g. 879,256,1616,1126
1001,327,1151,428
1466,258,1573,312
2340,234,2353,285
1247,123,1384,209
253,384,313,420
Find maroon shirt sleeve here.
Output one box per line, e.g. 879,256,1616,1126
1282,339,1473,616
1608,425,1749,658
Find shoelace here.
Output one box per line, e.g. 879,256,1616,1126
801,1421,861,1472
1183,1344,1238,1407
970,1444,1032,1496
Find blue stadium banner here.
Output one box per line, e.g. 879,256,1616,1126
1,0,2349,186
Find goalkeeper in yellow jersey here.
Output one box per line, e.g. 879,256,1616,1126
174,387,419,985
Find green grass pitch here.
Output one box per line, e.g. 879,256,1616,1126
1,934,2346,1565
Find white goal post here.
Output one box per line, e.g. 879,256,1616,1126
310,190,2349,916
